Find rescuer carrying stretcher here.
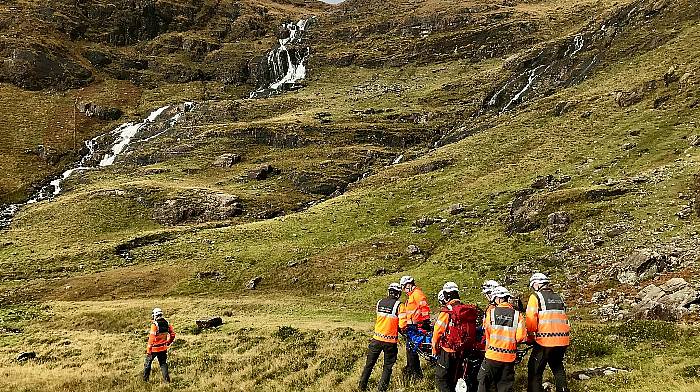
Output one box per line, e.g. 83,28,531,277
360,273,570,392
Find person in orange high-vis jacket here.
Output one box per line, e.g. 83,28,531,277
144,308,176,383
399,275,430,379
359,283,402,391
432,285,465,392
478,286,526,392
526,273,570,392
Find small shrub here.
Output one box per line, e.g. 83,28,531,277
680,365,700,379
569,327,615,361
608,320,679,342
274,325,304,341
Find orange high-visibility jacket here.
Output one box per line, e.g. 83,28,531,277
484,303,526,363
431,299,460,355
526,289,570,347
399,287,430,328
147,319,176,354
373,296,402,343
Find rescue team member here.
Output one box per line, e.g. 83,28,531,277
482,280,501,313
526,273,571,392
398,275,431,379
431,283,462,392
144,308,176,383
478,286,526,392
359,283,403,391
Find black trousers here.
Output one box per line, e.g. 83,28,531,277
359,339,398,391
527,345,569,392
405,344,423,378
143,351,170,382
477,358,515,392
435,350,463,392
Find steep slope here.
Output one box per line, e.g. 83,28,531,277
1,0,700,391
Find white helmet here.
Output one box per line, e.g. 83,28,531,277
443,281,459,293
529,273,550,288
399,275,415,286
152,308,163,318
481,279,500,295
491,286,511,299
388,282,402,293
437,289,447,305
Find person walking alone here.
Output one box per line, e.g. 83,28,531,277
144,308,176,383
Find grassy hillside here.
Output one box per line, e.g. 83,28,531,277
1,0,699,390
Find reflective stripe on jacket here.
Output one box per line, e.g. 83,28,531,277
147,319,175,353
431,299,460,355
401,287,430,326
373,297,401,343
484,303,526,363
526,289,570,347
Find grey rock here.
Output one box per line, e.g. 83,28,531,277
246,276,262,290
16,352,36,362
636,284,664,302
407,244,422,255
196,317,223,329
659,277,689,293
448,204,465,215
248,165,278,181
415,217,438,228
214,153,242,168
197,271,224,280
689,135,700,147
547,211,572,233
616,249,666,284
77,102,123,121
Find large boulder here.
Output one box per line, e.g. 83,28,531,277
77,102,123,121
632,278,700,321
213,153,242,168
616,249,667,284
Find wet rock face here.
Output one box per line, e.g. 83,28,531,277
153,191,243,225
0,44,93,91
483,0,674,113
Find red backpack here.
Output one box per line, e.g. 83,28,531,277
440,303,479,352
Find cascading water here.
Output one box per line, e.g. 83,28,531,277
250,18,313,99
0,102,194,229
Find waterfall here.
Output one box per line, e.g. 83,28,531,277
0,102,194,229
250,18,312,99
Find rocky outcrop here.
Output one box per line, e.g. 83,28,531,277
0,43,93,91
77,102,123,121
507,190,541,234
248,165,280,181
632,278,700,321
616,249,667,285
213,154,242,168
152,191,243,225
